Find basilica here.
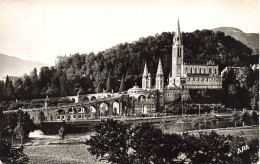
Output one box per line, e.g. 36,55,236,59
128,19,222,112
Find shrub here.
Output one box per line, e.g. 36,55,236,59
87,119,259,163
86,119,132,163
0,140,29,164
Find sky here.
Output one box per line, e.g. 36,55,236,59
0,0,259,66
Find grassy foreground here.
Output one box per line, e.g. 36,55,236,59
24,144,107,164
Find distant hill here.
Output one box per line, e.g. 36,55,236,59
212,27,259,51
0,53,48,79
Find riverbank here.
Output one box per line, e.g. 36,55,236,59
39,114,232,134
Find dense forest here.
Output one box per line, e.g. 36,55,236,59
0,30,258,110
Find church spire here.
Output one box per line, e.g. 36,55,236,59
173,18,182,45
143,61,148,76
156,58,163,75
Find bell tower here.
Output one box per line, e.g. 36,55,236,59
171,18,183,87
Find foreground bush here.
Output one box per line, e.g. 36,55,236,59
0,140,29,164
86,119,259,164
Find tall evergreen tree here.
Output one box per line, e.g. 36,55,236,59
0,81,4,100
4,76,14,100
13,78,24,100
60,73,68,96
23,75,33,99
106,72,112,92
119,76,125,92
0,108,3,140
30,68,40,98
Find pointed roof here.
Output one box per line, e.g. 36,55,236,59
143,61,148,75
173,18,182,45
156,58,163,75
176,18,181,37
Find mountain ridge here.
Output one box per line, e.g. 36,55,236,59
0,53,48,79
212,27,259,51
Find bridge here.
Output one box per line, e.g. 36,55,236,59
4,94,129,124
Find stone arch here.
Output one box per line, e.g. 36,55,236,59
138,95,146,102
56,109,66,115
78,107,87,113
89,106,97,113
90,96,96,101
112,101,120,115
83,97,89,103
99,102,109,116
68,107,77,114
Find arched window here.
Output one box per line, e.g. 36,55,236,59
177,47,181,57
209,67,212,73
199,68,201,74
195,68,197,74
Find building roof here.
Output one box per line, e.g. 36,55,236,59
183,59,216,66
143,61,148,75
173,18,182,45
156,58,163,75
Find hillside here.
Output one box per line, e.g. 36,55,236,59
212,27,259,51
0,53,48,79
0,29,256,101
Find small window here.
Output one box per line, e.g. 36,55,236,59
57,116,60,119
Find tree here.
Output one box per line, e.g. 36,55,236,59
4,75,14,100
119,76,125,92
38,111,45,124
13,78,24,100
30,68,41,98
106,72,112,92
60,73,68,96
23,75,33,99
0,81,4,101
86,119,132,163
182,131,233,163
87,119,259,163
0,140,29,164
241,111,251,126
39,67,52,90
249,81,259,110
6,112,17,145
249,110,259,125
0,109,3,140
14,110,35,140
131,122,184,163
